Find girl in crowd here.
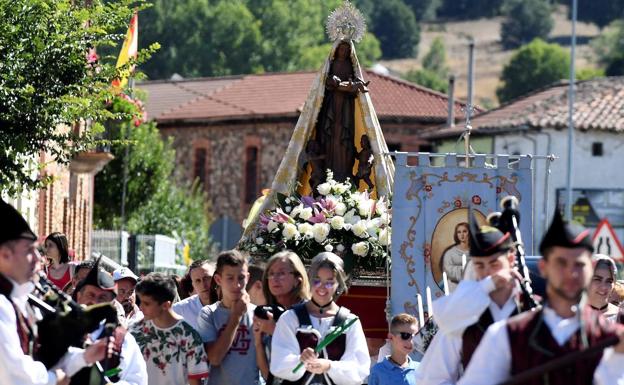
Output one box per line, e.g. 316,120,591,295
270,252,369,385
254,251,311,381
588,254,620,322
44,232,73,290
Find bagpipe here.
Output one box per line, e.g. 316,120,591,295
27,272,120,378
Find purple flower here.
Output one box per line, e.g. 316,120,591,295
301,196,316,208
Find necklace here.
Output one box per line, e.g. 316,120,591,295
590,303,609,311
310,298,333,314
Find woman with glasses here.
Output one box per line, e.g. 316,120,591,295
269,252,369,385
254,250,310,382
588,254,620,322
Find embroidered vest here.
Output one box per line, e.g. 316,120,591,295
280,303,350,385
507,308,616,385
0,273,35,355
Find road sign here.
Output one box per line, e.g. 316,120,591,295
592,219,624,261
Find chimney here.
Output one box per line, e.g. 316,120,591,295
447,74,456,127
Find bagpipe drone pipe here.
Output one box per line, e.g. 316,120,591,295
28,272,118,369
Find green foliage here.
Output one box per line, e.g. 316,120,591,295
0,0,158,196
576,67,605,81
437,0,505,20
404,37,448,93
592,20,624,76
496,39,569,103
127,180,212,261
500,0,553,50
571,0,624,30
404,0,442,21
370,0,420,59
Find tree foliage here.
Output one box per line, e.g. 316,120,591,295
497,39,569,103
404,0,441,21
437,0,505,20
405,37,448,93
500,0,553,50
0,0,158,195
572,0,624,30
592,20,624,76
370,0,420,59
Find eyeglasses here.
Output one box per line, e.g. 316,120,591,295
268,271,295,280
312,279,337,289
393,332,417,341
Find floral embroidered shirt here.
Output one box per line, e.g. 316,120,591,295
130,318,209,385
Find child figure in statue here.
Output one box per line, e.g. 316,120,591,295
354,135,374,190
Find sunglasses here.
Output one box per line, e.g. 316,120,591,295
394,331,417,341
312,279,337,289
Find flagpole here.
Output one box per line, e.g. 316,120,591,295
565,0,577,220
120,77,134,231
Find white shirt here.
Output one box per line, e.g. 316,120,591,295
172,294,204,332
270,307,370,385
416,277,518,385
458,306,624,385
0,277,87,385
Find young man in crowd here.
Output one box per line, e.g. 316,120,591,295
113,267,143,326
131,272,209,385
246,263,266,306
369,313,420,385
197,250,258,385
173,259,215,332
459,210,624,384
73,260,148,385
417,211,524,384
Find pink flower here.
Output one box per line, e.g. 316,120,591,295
307,210,326,224
86,48,98,64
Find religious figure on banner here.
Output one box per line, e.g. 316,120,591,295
313,40,370,187
440,222,471,292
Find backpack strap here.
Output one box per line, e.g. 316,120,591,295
292,302,312,327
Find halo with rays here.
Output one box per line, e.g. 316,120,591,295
326,1,366,43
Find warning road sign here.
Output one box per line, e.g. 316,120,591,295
592,219,624,261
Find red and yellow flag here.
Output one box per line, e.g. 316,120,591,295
112,12,138,91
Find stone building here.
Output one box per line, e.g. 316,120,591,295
140,70,468,228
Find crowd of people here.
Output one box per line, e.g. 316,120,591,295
2,196,624,385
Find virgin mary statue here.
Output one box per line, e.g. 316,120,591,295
242,1,394,235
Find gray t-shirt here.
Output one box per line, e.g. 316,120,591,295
197,301,259,385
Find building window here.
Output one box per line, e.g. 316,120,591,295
193,148,207,187
245,147,259,204
592,142,603,157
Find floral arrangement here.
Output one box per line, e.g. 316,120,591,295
240,171,391,274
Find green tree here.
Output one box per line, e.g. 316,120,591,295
404,0,441,21
437,0,505,20
0,0,158,195
371,0,420,59
500,0,553,50
496,39,568,103
592,20,624,76
404,37,449,93
572,0,624,30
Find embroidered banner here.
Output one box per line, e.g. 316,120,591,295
390,153,533,317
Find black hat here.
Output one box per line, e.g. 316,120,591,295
469,209,513,257
74,256,117,297
539,209,593,256
0,199,37,245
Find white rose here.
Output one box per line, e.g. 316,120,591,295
333,183,348,194
358,199,372,217
336,244,345,252
317,183,331,196
352,220,369,238
297,223,314,238
335,202,347,216
255,237,264,245
379,228,391,246
330,216,345,230
282,223,299,240
267,220,279,232
344,209,361,225
299,207,313,221
375,200,387,216
251,246,258,252
351,242,369,257
379,213,391,226
284,206,292,213
325,244,334,252
366,222,378,239
312,223,331,243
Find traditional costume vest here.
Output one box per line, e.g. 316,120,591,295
507,308,616,385
281,303,350,385
0,273,35,356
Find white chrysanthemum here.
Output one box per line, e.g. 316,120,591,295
299,207,313,221
317,183,332,196
330,216,345,230
352,220,369,238
255,237,264,245
379,228,391,246
284,206,292,213
352,242,369,257
358,199,373,217
282,223,299,240
313,223,331,243
333,183,349,195
298,222,314,238
335,202,347,216
251,246,258,252
336,244,345,252
267,220,279,233
325,244,334,252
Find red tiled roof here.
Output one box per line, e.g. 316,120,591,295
138,70,472,124
423,77,624,139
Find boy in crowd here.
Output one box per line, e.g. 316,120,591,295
173,259,215,332
130,273,209,385
197,250,258,385
369,313,420,385
246,263,266,306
